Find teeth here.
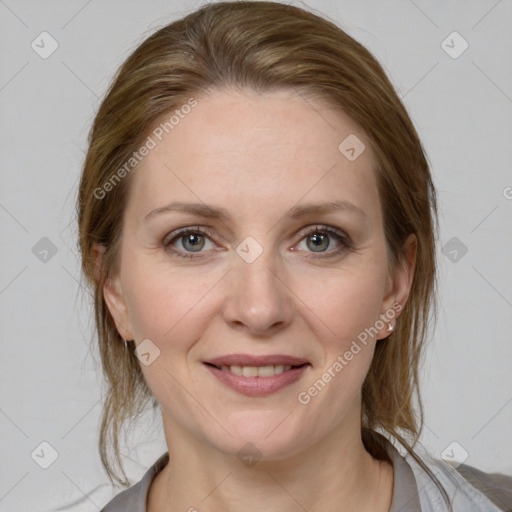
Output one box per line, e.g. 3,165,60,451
242,366,259,377
228,365,242,375
219,364,295,376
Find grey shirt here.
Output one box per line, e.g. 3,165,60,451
101,437,512,511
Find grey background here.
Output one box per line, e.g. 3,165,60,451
1,0,511,510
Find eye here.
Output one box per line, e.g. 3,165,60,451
163,226,217,259
163,224,353,260
294,225,353,257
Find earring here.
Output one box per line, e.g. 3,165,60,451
386,322,394,333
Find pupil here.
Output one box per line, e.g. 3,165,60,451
184,233,204,251
309,233,328,252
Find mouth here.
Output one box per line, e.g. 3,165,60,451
202,354,311,396
203,362,310,377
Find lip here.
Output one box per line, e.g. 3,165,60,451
204,354,310,367
204,363,310,397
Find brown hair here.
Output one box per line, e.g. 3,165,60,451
77,0,447,505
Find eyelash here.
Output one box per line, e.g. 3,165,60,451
162,225,353,260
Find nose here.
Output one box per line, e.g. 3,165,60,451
221,244,295,337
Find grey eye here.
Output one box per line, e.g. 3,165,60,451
179,233,206,252
306,232,330,252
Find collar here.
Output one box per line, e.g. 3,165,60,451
120,436,422,512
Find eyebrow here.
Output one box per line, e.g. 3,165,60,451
144,200,366,222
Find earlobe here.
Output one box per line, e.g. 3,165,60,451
103,274,135,341
394,233,417,310
379,233,417,338
93,242,134,341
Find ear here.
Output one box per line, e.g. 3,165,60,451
377,233,417,339
92,242,135,341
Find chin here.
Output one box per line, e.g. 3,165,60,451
208,409,315,462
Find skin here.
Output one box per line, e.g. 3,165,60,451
99,87,416,512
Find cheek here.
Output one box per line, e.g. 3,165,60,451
122,260,222,346
292,270,384,425
121,265,220,407
293,264,386,350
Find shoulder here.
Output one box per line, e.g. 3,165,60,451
405,447,512,511
101,453,169,512
379,433,512,512
455,462,512,511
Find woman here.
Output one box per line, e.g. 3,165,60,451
77,2,512,511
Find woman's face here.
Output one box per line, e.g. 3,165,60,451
103,87,414,461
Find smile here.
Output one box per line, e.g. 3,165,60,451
214,363,302,376
203,362,310,396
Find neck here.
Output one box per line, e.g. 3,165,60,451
148,417,394,512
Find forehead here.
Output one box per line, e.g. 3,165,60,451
125,87,380,224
